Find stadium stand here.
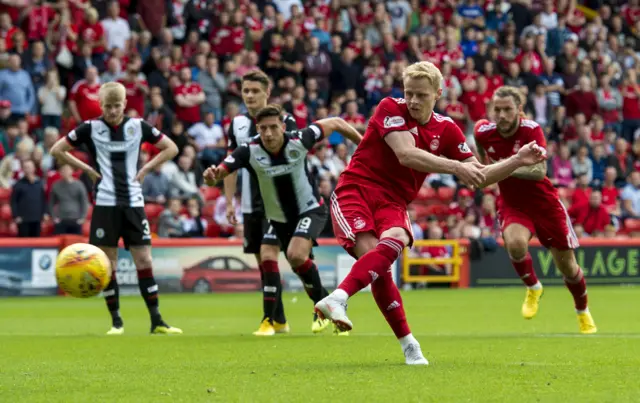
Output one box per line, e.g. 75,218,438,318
0,0,639,242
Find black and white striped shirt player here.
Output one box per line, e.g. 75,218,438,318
222,123,327,250
65,117,164,248
227,112,297,253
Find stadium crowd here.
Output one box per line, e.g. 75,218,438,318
0,0,639,244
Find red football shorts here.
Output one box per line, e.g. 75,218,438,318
499,199,579,250
330,184,414,258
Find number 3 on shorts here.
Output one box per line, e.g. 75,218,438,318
141,219,151,236
296,217,312,233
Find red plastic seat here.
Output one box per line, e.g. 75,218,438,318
437,187,456,203
0,204,12,221
202,202,216,218
82,221,91,236
205,219,220,237
624,218,640,232
144,203,164,221
416,187,437,202
201,186,221,201
41,221,55,237
0,188,11,204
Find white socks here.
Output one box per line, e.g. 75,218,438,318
527,281,542,290
331,289,348,302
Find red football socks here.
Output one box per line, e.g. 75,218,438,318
371,272,411,338
564,267,588,311
338,238,405,297
511,253,539,287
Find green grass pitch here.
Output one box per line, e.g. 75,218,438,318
1,286,639,402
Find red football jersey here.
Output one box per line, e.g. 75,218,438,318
173,83,203,123
70,80,102,121
337,97,474,205
474,119,558,211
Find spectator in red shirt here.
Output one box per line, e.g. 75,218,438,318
80,8,107,61
572,174,592,207
569,190,611,236
621,69,640,142
601,167,620,212
443,90,467,133
565,76,598,121
27,0,55,42
118,58,149,118
69,66,101,123
173,66,205,128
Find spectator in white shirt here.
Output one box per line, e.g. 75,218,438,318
101,1,131,51
331,143,351,177
621,171,640,218
187,111,225,167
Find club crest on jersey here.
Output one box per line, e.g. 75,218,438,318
513,140,521,153
384,116,405,128
354,218,366,230
430,139,440,151
458,142,471,153
288,149,300,159
127,126,135,136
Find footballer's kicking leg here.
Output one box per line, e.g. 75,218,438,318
100,246,124,335
316,228,427,365
130,246,182,334
503,223,543,319
550,248,597,334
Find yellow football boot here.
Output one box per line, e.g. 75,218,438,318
151,321,183,334
253,318,276,336
273,321,290,334
522,286,544,319
333,323,349,336
311,312,331,333
106,327,124,335
577,311,597,334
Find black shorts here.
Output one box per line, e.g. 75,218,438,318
243,213,274,254
89,206,152,250
265,205,328,252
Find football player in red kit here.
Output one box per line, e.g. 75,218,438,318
314,62,547,365
474,86,597,334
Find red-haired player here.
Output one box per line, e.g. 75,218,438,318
474,86,597,334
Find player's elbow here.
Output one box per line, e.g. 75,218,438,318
167,141,179,159
394,148,417,168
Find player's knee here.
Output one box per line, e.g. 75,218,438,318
286,250,307,269
379,227,410,246
131,249,152,269
506,238,529,261
260,244,279,262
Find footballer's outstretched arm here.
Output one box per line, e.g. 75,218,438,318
314,117,363,144
385,131,486,188
204,145,250,186
510,161,547,180
463,141,547,188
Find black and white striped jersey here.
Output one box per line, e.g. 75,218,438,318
222,124,324,224
227,112,297,215
65,117,164,208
